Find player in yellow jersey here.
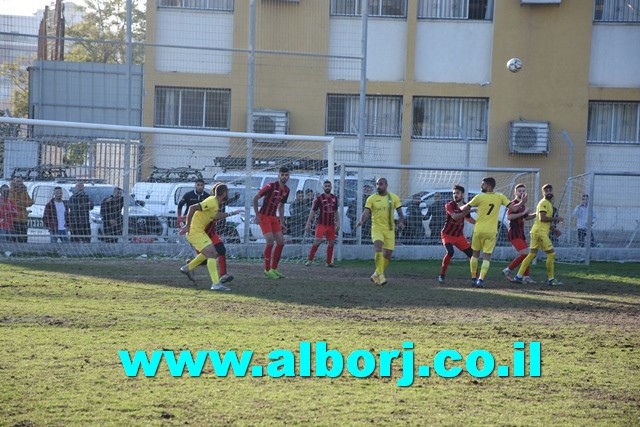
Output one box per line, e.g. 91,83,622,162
461,177,527,288
179,184,243,291
512,184,564,286
356,177,405,286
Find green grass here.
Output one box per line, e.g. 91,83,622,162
1,259,639,426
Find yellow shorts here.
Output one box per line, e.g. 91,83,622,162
471,230,497,254
187,232,213,252
529,230,554,252
371,227,396,251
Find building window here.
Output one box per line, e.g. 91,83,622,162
412,97,488,140
158,0,234,11
326,94,403,136
594,0,640,22
418,0,493,20
588,101,640,144
330,0,407,17
155,87,231,130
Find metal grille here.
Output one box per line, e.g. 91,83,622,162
326,94,402,136
588,101,640,144
412,97,488,140
594,0,640,22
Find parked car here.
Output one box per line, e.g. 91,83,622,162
399,188,510,243
327,173,377,238
131,181,201,241
26,180,167,243
214,171,322,241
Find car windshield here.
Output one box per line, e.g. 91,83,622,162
77,187,116,206
225,187,259,207
215,175,263,188
338,178,376,202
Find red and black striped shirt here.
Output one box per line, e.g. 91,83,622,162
508,197,526,241
312,193,338,226
257,181,290,217
442,200,469,237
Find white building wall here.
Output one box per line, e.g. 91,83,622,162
414,21,493,84
328,18,406,82
589,25,640,87
155,10,234,75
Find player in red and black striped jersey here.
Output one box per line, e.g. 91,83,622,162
439,185,476,283
305,181,340,267
253,167,291,279
502,184,536,282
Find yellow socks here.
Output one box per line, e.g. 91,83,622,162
188,253,206,270
470,256,479,278
375,252,384,275
207,258,220,284
546,252,555,279
517,253,536,277
480,261,490,280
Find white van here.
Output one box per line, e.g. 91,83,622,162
131,181,199,239
26,180,167,243
214,171,323,242
131,181,263,243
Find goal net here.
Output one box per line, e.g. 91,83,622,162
0,117,334,263
555,172,640,264
334,163,540,262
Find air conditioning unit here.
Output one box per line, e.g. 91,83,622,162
509,121,550,154
252,109,289,143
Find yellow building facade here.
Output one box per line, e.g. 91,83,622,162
143,0,640,196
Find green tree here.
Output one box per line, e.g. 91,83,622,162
0,57,30,118
63,142,90,166
65,0,146,64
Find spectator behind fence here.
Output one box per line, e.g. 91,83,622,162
572,194,597,247
304,188,315,230
0,184,18,242
404,194,428,244
347,184,374,241
288,190,307,239
100,187,124,243
177,179,209,227
69,183,94,243
8,176,33,243
428,192,447,244
43,186,70,243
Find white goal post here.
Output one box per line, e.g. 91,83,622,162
0,117,334,259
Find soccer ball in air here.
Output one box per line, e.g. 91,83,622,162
507,58,522,73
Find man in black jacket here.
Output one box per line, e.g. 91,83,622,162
177,179,209,227
69,183,94,243
100,187,123,243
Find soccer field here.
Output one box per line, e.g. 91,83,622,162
1,259,639,425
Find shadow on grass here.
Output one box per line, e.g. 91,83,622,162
3,259,639,315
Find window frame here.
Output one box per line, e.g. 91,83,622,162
157,0,235,12
417,0,494,21
593,0,640,23
412,96,489,141
587,101,640,145
154,86,231,130
326,94,403,137
330,0,408,18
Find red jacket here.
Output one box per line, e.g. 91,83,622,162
43,198,70,231
0,198,18,231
